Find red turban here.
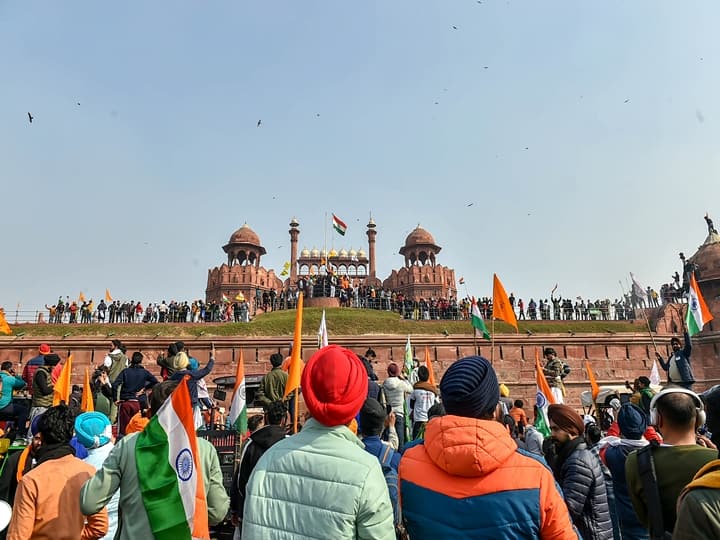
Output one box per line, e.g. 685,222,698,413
301,345,368,427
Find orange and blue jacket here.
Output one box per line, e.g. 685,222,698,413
399,415,579,540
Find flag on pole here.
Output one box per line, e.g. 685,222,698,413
81,367,94,412
53,355,73,406
686,272,713,336
471,297,491,341
105,289,113,302
79,291,86,303
585,360,600,402
135,377,210,540
404,336,414,376
650,359,661,387
318,310,328,348
222,294,229,303
492,274,519,331
0,309,11,335
424,346,436,387
228,349,248,433
534,352,555,437
332,214,347,236
284,292,304,399
630,272,647,302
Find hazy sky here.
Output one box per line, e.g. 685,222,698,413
2,1,719,315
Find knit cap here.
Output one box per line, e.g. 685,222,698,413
74,412,112,449
301,345,368,427
617,403,647,440
440,356,499,419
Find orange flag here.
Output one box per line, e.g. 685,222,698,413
81,367,94,412
53,355,73,406
585,360,600,402
105,289,113,302
492,273,519,332
424,345,437,387
0,309,11,335
283,292,304,399
535,350,556,405
79,291,86,303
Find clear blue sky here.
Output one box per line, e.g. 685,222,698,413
2,1,719,313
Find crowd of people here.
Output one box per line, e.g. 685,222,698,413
0,322,717,539
40,282,680,327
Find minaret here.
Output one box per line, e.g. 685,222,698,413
366,217,377,279
289,217,300,283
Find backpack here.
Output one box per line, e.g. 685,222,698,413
379,445,409,540
561,362,571,379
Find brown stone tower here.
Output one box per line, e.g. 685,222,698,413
367,217,377,279
289,217,300,284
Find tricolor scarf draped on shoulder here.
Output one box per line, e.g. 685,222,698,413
135,377,210,540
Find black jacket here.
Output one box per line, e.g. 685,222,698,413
555,438,613,540
112,365,159,401
230,425,287,518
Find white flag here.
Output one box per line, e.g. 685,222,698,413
650,358,661,387
318,310,328,348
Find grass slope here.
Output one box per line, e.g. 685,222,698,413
4,308,641,338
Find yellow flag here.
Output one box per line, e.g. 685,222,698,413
81,367,94,412
283,292,304,399
425,345,436,388
0,309,11,335
585,360,600,402
105,289,113,302
492,273,519,332
79,291,86,303
53,355,73,406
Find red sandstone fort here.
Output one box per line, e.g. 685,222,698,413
1,218,719,409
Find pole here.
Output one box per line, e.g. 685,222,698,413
491,318,495,363
293,391,299,434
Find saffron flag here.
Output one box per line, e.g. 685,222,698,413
81,367,94,412
0,309,11,335
284,292,304,399
492,274,519,331
585,360,600,402
105,289,113,302
318,310,328,348
404,336,414,375
471,297,491,341
686,272,713,336
424,345,436,387
52,355,72,406
135,377,210,540
534,352,555,437
79,291,86,303
332,213,347,236
228,349,248,434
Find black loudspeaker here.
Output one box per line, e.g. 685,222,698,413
213,389,227,401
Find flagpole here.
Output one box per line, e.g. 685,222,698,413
628,274,660,354
293,391,299,434
491,318,495,364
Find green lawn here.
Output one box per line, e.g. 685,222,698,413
3,308,642,338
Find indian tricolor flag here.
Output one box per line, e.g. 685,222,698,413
222,294,229,303
471,297,491,341
686,272,713,336
332,213,347,236
135,377,210,540
534,352,555,437
228,349,248,433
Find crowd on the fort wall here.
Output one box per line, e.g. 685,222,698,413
0,332,718,539
39,280,675,325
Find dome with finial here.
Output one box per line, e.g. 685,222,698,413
690,213,720,283
358,248,366,258
403,225,436,247
228,223,262,246
301,246,310,257
311,247,320,257
328,248,338,258
339,248,348,257
349,248,357,257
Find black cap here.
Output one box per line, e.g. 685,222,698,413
359,398,386,436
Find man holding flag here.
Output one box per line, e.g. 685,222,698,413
656,322,695,389
80,379,229,540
